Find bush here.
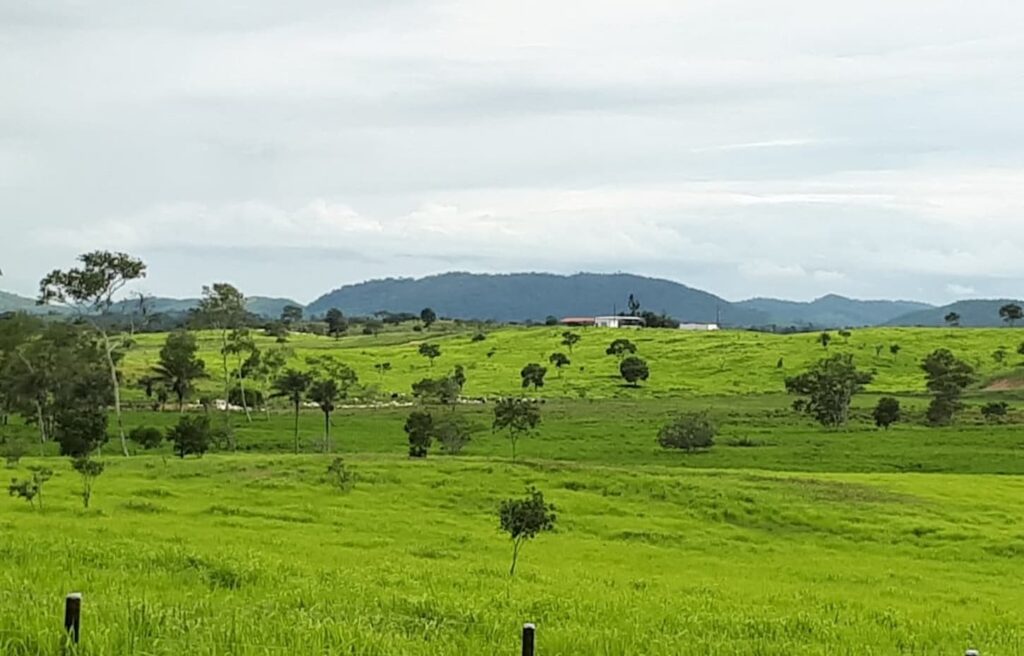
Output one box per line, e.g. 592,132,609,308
2,441,28,468
404,411,433,458
435,415,473,455
981,401,1010,423
471,332,487,342
325,457,355,492
872,397,901,429
166,415,213,459
129,426,164,450
658,412,717,452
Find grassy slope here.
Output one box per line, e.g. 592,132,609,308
122,326,1024,401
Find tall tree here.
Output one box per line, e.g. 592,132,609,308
493,397,541,461
548,352,571,377
418,343,442,367
520,363,547,391
225,328,257,423
922,349,975,425
1000,303,1023,327
38,251,147,456
420,307,438,329
499,487,556,576
785,354,873,428
944,312,961,328
627,294,641,316
194,283,246,446
308,379,340,453
280,304,304,326
271,369,312,454
560,331,581,354
152,331,206,412
325,308,348,339
251,346,291,420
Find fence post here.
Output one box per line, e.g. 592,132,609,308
64,593,82,644
521,622,536,656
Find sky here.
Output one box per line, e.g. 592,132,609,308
1,0,1022,305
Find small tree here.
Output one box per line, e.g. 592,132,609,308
520,363,548,391
374,362,393,382
819,332,832,350
166,415,213,458
785,354,873,428
452,364,467,392
560,331,581,354
872,397,901,429
280,304,304,326
8,466,52,510
272,369,313,454
419,343,442,367
412,376,460,408
308,379,340,453
404,410,433,458
195,283,247,446
549,352,571,376
493,397,541,461
1000,303,1023,327
72,457,105,509
129,426,164,450
922,349,975,426
420,308,438,329
657,412,716,452
619,356,650,387
152,330,206,412
890,344,902,359
325,456,355,492
981,401,1010,423
498,486,556,576
325,308,348,339
435,414,472,455
606,338,637,359
945,312,961,327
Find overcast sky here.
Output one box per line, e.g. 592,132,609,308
2,0,1022,304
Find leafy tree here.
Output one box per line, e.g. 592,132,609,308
251,346,291,420
166,415,213,459
129,426,164,450
418,343,442,366
224,328,257,423
605,338,637,359
619,356,650,387
819,332,832,350
152,331,206,412
374,362,392,382
639,311,679,329
411,375,460,408
981,401,1010,423
657,412,716,452
493,397,541,461
404,410,433,458
325,308,348,339
38,251,147,456
560,331,581,354
71,457,105,509
308,379,341,453
420,308,438,329
872,397,901,429
8,466,52,510
452,364,466,392
544,315,559,326
785,354,873,428
549,352,571,376
195,283,247,444
325,456,355,492
272,369,312,454
1000,303,1023,327
499,486,556,576
520,363,547,391
922,349,975,426
627,293,641,316
945,312,961,327
280,304,304,326
471,332,487,343
890,344,902,358
434,414,472,455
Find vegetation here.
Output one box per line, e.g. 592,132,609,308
493,397,541,461
657,412,717,452
922,349,975,426
498,486,556,576
619,355,650,387
785,354,873,428
872,397,901,429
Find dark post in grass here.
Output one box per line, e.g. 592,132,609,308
521,622,536,656
64,593,82,644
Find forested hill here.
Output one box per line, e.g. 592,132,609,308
307,272,769,325
885,299,1024,327
736,294,932,328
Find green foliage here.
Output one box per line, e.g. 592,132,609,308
418,343,441,366
520,363,548,390
71,456,105,508
420,308,437,329
945,312,961,327
785,354,873,428
325,308,348,338
981,401,1009,423
152,330,206,410
325,456,355,492
819,332,832,349
499,486,556,576
606,338,637,359
404,410,433,458
451,364,466,392
272,369,313,454
37,251,147,311
619,356,650,387
471,332,487,343
280,305,303,326
434,414,473,455
549,352,571,373
129,426,164,450
921,349,975,426
8,466,52,510
1,441,27,468
999,303,1023,326
308,378,341,452
166,415,213,459
560,331,581,353
657,412,717,452
411,375,460,407
872,397,901,429
493,398,541,460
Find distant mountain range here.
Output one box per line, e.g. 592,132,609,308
0,293,300,320
2,272,1021,328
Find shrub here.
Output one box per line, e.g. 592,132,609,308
166,415,213,459
471,332,487,342
872,397,901,429
404,410,433,458
981,401,1010,423
129,426,164,450
325,457,355,492
435,415,473,455
8,466,53,510
658,412,717,452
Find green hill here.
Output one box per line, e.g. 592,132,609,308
887,299,1024,327
737,294,932,328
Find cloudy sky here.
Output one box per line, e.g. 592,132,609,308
2,0,1022,304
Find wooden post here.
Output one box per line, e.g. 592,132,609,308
521,622,536,656
64,593,82,644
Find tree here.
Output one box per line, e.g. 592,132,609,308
195,283,246,446
549,352,571,376
38,251,147,456
308,379,340,453
166,415,213,458
627,294,641,316
890,344,902,358
560,331,581,354
404,410,433,458
657,412,716,452
224,328,257,423
411,376,460,408
272,369,312,454
8,466,52,510
325,308,348,339
374,361,393,383
819,332,832,350
72,457,105,509
1000,303,1023,327
922,349,975,426
993,347,1009,365
452,364,466,392
605,338,637,359
981,401,1010,423
520,363,548,391
434,414,472,455
152,331,206,412
280,304,304,326
418,343,441,367
945,312,961,328
785,354,874,428
252,346,291,420
129,426,164,450
872,397,901,429
420,308,437,329
493,397,541,461
619,356,650,387
499,486,556,576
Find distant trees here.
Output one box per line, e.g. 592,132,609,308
325,309,348,338
627,294,641,316
152,330,206,412
657,412,716,452
560,331,581,354
272,369,313,453
166,415,213,458
493,397,541,461
605,338,637,359
999,303,1023,327
195,283,246,446
922,349,975,426
129,426,164,450
549,352,571,376
418,343,441,367
499,486,556,576
520,363,547,390
434,414,472,455
872,397,901,429
412,375,460,408
785,354,873,428
280,305,303,326
420,308,437,329
818,332,832,350
944,312,961,328
72,457,105,509
38,250,147,456
619,356,650,387
639,311,678,329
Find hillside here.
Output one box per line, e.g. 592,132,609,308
0,290,70,315
307,272,770,325
737,294,932,328
887,299,1024,327
108,296,301,319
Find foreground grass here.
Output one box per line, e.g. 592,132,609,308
2,454,1023,654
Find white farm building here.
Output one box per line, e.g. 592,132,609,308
678,322,720,331
594,316,645,328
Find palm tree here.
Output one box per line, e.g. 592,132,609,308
271,369,312,454
152,331,207,412
308,379,340,453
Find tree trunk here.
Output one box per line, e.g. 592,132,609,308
100,330,129,457
323,411,331,453
237,368,252,423
509,540,522,576
220,329,234,450
293,401,300,454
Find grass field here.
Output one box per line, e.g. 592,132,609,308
4,325,1024,654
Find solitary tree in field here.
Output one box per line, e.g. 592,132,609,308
72,457,105,509
818,332,832,350
153,331,206,412
166,414,213,458
252,346,291,420
560,331,581,354
404,410,433,458
944,312,961,328
451,364,467,392
325,308,348,339
419,343,442,367
420,307,437,329
606,338,637,360
619,356,650,387
549,352,571,376
520,363,548,391
38,251,147,456
493,397,541,461
308,379,340,453
657,412,716,452
499,486,556,576
872,397,901,430
280,304,304,326
8,466,53,510
1000,303,1023,327
195,283,247,446
272,369,312,453
785,354,873,428
922,349,975,426
374,361,392,382
890,344,902,359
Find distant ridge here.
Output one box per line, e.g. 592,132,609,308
885,299,1024,328
0,292,299,319
736,294,933,328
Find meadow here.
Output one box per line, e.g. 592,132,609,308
3,325,1024,654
